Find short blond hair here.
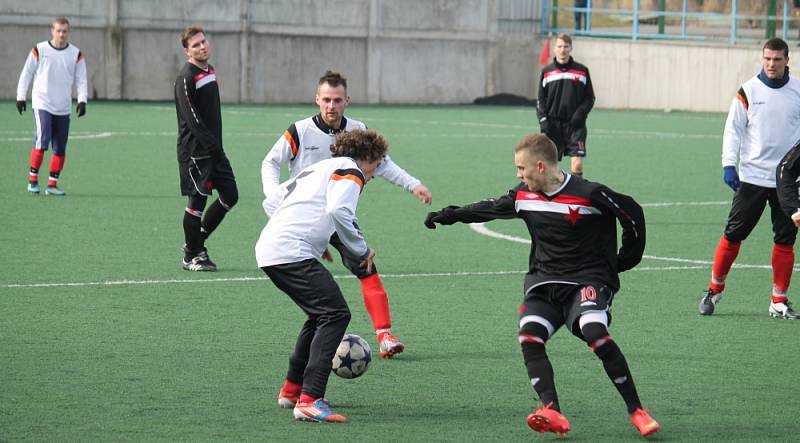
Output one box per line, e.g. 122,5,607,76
556,33,572,46
515,134,558,165
52,17,70,29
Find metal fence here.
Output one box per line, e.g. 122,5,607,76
523,0,800,44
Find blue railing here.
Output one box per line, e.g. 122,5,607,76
541,0,800,44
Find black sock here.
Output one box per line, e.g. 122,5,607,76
183,211,204,256
521,342,559,410
201,199,229,240
593,339,642,413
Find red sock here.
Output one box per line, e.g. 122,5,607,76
710,236,740,293
771,243,794,303
29,148,44,182
48,154,65,187
360,273,392,330
281,379,302,395
298,393,318,404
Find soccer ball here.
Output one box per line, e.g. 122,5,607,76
331,334,372,379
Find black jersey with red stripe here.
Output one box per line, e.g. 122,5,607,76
537,57,595,123
174,62,222,162
442,174,645,292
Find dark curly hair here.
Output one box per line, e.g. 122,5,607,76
330,129,388,162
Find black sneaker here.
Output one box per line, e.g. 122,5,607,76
182,248,217,272
699,289,722,315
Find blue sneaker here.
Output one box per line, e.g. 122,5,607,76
45,186,66,196
27,182,40,194
293,398,346,423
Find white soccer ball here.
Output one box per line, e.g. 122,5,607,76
331,333,372,379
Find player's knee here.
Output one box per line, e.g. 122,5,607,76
580,321,612,350
220,190,238,210
519,320,550,347
184,207,203,218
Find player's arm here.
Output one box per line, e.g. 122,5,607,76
75,51,88,108
16,47,38,113
572,69,595,124
592,186,646,273
374,155,432,203
326,168,371,262
536,70,549,131
262,124,299,198
174,73,221,158
722,88,748,168
424,187,518,228
777,144,800,224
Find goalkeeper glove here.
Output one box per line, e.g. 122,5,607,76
16,100,26,115
76,102,86,117
424,206,459,229
722,166,740,191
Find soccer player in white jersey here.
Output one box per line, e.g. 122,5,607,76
16,17,88,196
262,71,433,358
257,129,387,423
699,38,800,319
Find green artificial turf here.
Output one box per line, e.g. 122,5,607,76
1,102,798,441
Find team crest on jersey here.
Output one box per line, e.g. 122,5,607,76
565,206,583,225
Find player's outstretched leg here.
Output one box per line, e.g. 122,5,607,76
359,271,404,358
330,233,406,357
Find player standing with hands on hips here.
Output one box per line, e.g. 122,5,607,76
257,129,387,423
699,38,800,319
174,26,239,272
537,34,594,176
262,71,432,358
16,16,87,196
424,134,659,437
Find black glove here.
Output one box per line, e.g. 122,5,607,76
538,117,550,134
570,112,586,128
16,100,26,115
424,206,459,229
76,102,86,117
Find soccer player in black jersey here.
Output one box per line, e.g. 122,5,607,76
537,34,594,176
424,134,659,437
174,27,238,271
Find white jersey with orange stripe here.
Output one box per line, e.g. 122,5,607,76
256,156,370,268
722,74,800,188
16,41,88,116
261,114,421,199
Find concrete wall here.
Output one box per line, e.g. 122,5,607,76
572,38,770,113
0,0,776,111
1,0,528,105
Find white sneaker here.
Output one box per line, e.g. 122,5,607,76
769,301,800,319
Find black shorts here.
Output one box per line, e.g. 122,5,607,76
262,259,350,317
724,182,797,244
179,154,236,197
520,283,614,339
545,120,587,159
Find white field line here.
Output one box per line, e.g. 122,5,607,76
0,266,717,290
469,222,784,271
